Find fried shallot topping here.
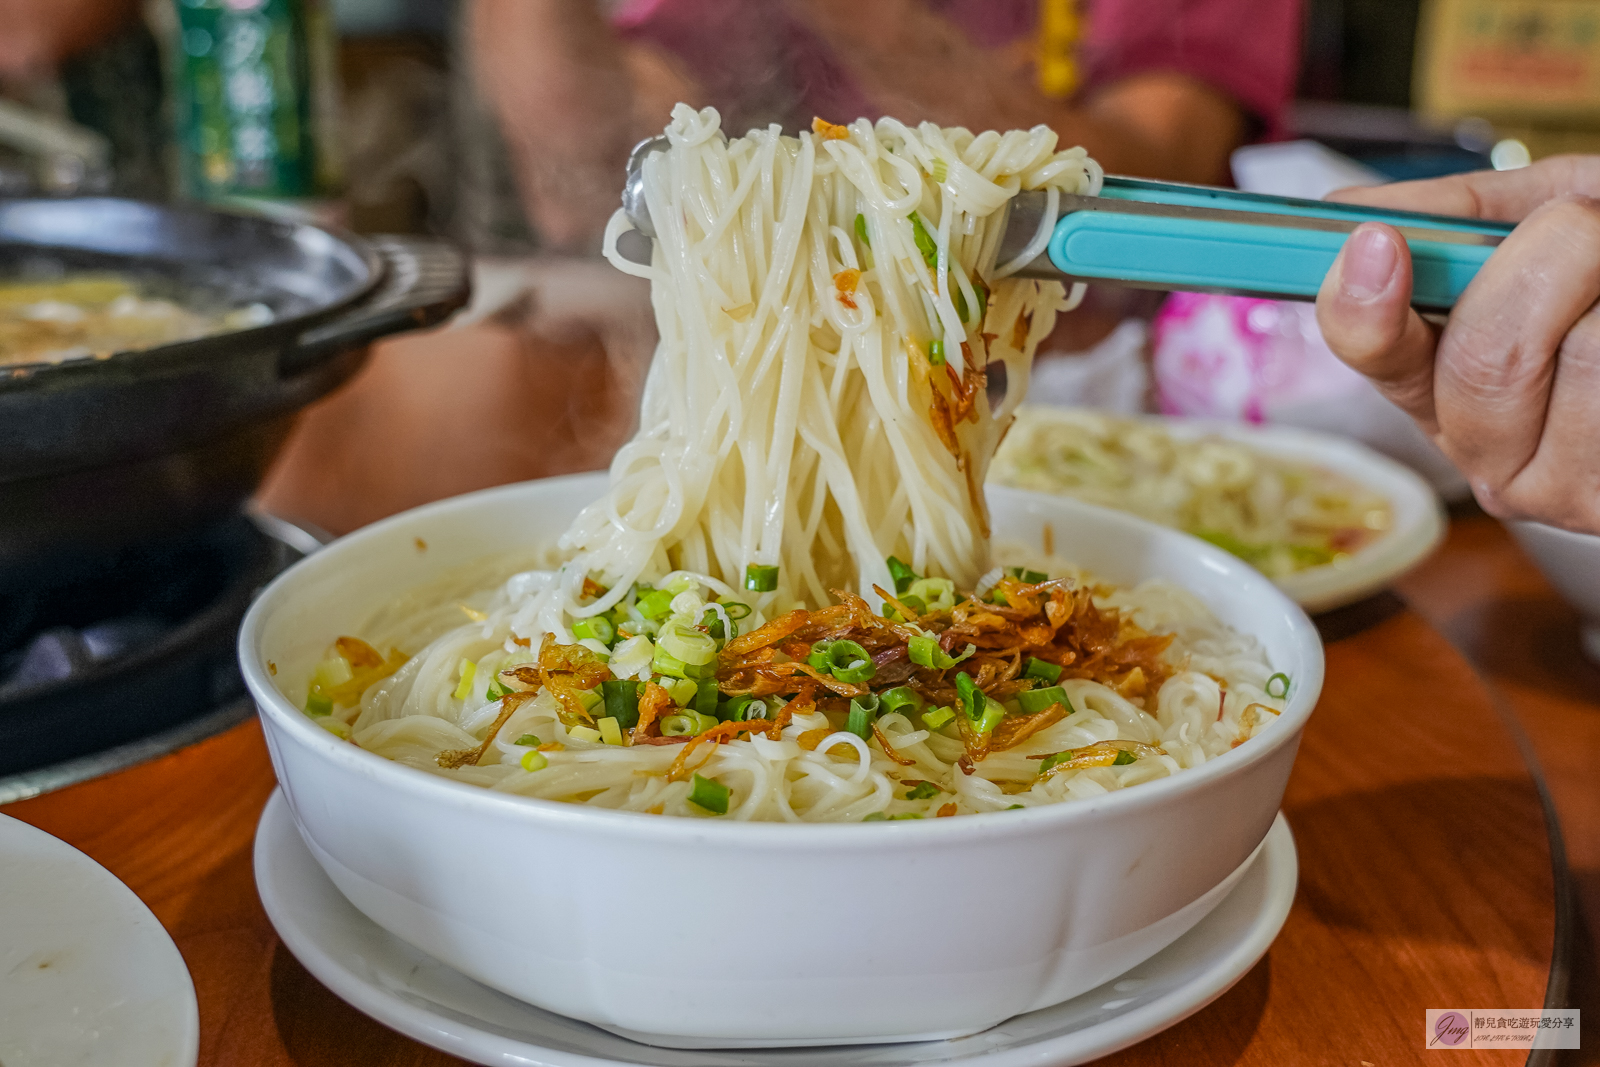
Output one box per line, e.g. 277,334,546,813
348,562,1183,793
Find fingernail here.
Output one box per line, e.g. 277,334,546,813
1340,227,1398,301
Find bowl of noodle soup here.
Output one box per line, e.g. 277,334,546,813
241,471,1321,1048
244,105,1322,1046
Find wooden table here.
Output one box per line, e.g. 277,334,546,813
3,324,1592,1064
1,509,1584,1066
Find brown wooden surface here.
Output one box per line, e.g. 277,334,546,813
1,535,1569,1066
4,320,1586,1063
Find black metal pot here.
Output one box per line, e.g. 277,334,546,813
0,197,470,599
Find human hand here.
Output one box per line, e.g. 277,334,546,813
1315,156,1600,533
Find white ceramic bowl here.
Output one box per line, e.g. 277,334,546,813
1509,521,1600,664
241,473,1323,1048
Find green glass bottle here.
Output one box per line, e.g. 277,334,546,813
172,0,341,202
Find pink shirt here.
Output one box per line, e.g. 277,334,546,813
613,0,1301,142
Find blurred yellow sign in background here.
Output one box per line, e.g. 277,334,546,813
1418,0,1600,122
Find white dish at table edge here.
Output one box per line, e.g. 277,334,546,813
0,814,199,1067
1009,406,1447,614
255,789,1298,1067
240,472,1323,1046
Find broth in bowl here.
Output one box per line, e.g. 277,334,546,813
0,274,271,365
293,551,1290,822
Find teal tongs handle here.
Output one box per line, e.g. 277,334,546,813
1026,176,1514,312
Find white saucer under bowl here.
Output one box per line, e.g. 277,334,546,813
0,814,199,1067
255,790,1297,1067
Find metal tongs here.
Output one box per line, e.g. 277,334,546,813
622,137,1511,312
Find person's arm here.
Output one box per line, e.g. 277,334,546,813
0,0,142,78
788,0,1248,184
469,0,691,252
1315,156,1600,533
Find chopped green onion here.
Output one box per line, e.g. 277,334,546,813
1006,803,1025,810
310,655,353,690
809,639,877,685
854,213,870,246
846,693,881,739
652,644,715,680
955,672,982,721
907,577,955,613
520,750,548,771
1112,749,1138,766
888,812,923,820
862,811,888,822
718,694,760,722
721,601,753,620
1017,685,1071,715
305,690,333,717
636,588,675,621
1005,565,1048,584
577,688,604,713
904,781,940,800
1024,657,1063,683
907,633,974,669
597,717,624,746
910,213,938,268
663,710,718,736
976,696,1005,735
662,677,697,706
659,714,695,737
452,659,477,700
1038,750,1074,774
568,725,602,743
931,158,948,183
699,607,727,642
879,686,925,717
484,676,510,701
693,677,720,716
744,564,779,592
886,555,919,594
954,285,968,322
658,622,717,666
811,638,860,672
927,338,945,365
514,733,541,746
1266,673,1291,699
571,616,615,643
832,658,876,686
885,594,925,622
921,705,955,730
601,679,642,728
688,773,730,814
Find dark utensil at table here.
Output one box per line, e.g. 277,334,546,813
0,197,470,600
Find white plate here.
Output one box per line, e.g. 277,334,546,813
255,790,1297,1066
1001,408,1446,614
0,814,199,1067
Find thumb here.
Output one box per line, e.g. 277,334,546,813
1315,223,1441,434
